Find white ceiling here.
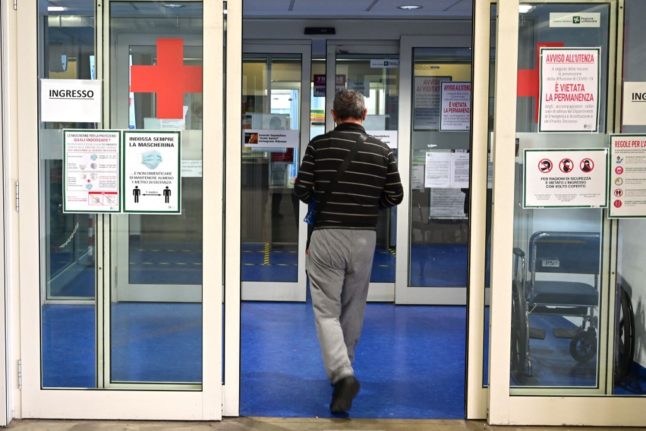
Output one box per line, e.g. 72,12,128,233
46,0,473,19
244,0,473,18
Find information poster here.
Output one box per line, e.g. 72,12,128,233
425,151,470,188
63,130,121,213
440,82,471,131
524,149,607,208
242,129,299,149
430,189,468,219
609,135,646,217
123,131,181,214
413,76,450,130
539,47,600,132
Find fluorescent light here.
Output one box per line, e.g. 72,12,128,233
519,4,534,13
162,3,185,8
48,6,67,12
398,5,422,11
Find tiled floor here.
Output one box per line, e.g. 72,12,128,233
3,418,640,431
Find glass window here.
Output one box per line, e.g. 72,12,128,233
409,48,472,288
510,3,610,391
335,55,399,284
39,0,97,388
241,55,301,283
108,1,204,386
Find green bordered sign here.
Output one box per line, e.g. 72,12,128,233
523,148,608,208
63,129,122,213
122,130,181,214
609,135,646,218
539,47,601,133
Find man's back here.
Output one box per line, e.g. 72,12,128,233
294,123,403,230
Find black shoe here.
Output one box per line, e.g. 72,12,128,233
330,376,360,414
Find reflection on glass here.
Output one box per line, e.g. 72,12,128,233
510,3,610,390
109,2,203,385
335,55,399,283
241,55,301,282
39,0,97,388
409,48,472,288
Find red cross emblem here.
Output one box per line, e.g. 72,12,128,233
130,38,203,119
517,42,564,123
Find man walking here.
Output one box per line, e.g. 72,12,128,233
294,89,403,414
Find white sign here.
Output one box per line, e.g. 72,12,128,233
622,82,646,126
539,48,600,132
368,130,398,149
411,165,425,191
414,76,450,130
63,130,121,213
549,12,601,28
430,188,468,219
242,129,299,149
440,82,471,131
524,149,608,208
123,131,181,214
609,136,646,218
41,79,102,123
425,151,470,188
370,59,399,69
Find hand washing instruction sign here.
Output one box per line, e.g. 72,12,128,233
524,149,608,208
609,135,646,218
123,131,181,214
539,47,600,132
63,130,121,213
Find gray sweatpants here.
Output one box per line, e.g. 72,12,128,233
306,229,376,384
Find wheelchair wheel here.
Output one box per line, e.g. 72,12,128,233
614,285,635,384
511,282,530,375
569,327,597,363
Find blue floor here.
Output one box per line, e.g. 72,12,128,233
241,302,466,419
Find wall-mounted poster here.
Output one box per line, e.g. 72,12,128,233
424,151,469,188
242,129,299,149
63,130,121,213
523,149,608,208
539,47,600,132
440,82,471,131
609,135,646,218
123,130,181,214
413,76,451,130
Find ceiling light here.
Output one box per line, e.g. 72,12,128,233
48,6,67,12
162,3,185,8
519,4,534,13
398,5,422,11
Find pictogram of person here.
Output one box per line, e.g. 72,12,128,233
560,158,574,173
581,158,594,172
163,186,171,203
133,185,141,203
538,159,552,173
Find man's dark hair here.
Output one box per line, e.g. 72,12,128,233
333,89,366,120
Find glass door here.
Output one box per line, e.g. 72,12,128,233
19,0,223,419
396,35,473,305
326,42,399,301
241,43,311,301
489,0,646,425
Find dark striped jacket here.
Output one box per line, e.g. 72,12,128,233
294,123,403,230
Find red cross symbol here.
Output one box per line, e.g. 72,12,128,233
517,41,564,123
130,38,203,119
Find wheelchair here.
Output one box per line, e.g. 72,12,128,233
511,231,601,378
